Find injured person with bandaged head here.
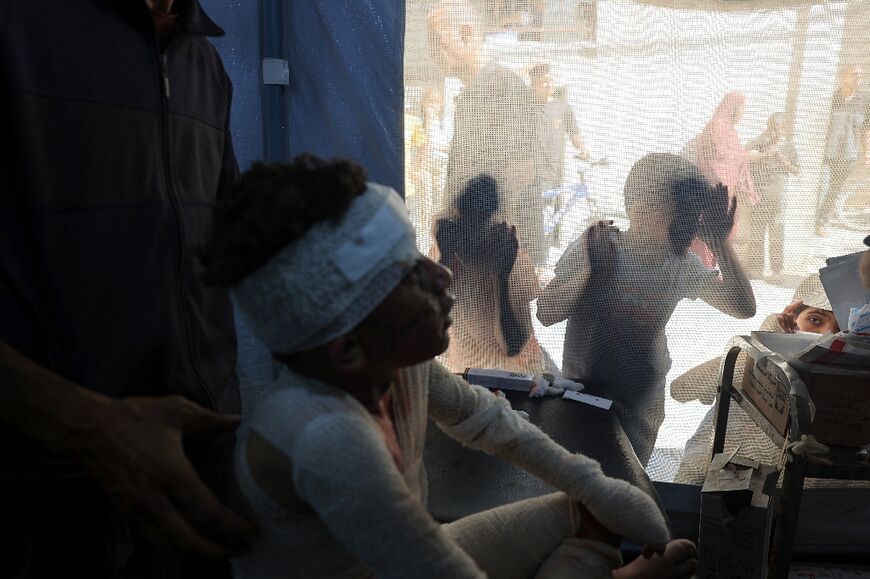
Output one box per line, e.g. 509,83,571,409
198,154,697,579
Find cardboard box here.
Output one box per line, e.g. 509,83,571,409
698,453,779,579
741,352,790,437
740,332,870,447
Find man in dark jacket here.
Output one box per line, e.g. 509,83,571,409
0,0,252,576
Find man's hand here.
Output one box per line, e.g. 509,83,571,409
583,220,618,275
482,221,519,278
74,395,254,558
699,183,736,246
776,300,804,333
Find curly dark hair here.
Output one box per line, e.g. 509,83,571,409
199,154,368,286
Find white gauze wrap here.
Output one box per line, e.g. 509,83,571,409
232,183,421,354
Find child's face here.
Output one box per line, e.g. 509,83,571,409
359,257,455,367
795,307,839,334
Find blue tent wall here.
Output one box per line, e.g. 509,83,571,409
287,0,406,193
202,0,264,170
201,1,406,401
201,1,272,405
203,0,405,191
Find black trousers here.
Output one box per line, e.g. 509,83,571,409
815,159,855,230
746,185,784,276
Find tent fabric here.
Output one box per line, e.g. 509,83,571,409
202,0,263,170
202,0,870,482
288,0,407,192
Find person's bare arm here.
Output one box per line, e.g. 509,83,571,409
537,220,616,327
487,223,533,357
696,185,756,319
0,340,253,556
700,240,755,319
537,267,590,326
781,147,800,175
570,133,590,160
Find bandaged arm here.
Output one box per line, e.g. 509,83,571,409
280,414,486,579
427,362,671,547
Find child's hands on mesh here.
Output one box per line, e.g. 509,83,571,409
434,217,459,265
776,300,804,333
583,220,618,275
482,221,519,278
699,183,736,246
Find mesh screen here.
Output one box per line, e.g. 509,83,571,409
404,0,870,481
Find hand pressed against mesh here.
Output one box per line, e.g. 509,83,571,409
435,174,541,372
583,220,619,275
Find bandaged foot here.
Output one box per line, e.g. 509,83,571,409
567,471,670,549
612,539,697,579
536,538,623,578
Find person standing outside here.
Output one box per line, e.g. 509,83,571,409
428,0,540,262
0,1,252,576
815,64,869,237
538,154,755,466
746,113,799,279
692,91,758,268
529,63,589,255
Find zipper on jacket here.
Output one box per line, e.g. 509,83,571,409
156,41,215,409
160,53,171,99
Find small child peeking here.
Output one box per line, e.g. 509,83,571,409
537,153,756,466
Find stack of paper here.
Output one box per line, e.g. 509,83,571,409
819,251,870,331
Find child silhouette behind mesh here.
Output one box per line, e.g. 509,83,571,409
537,153,756,465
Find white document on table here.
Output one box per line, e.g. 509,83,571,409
562,390,613,410
820,252,870,331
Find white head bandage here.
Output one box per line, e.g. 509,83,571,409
231,183,421,354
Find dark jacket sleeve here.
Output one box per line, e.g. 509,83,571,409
0,0,9,45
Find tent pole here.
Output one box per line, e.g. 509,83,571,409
259,0,290,161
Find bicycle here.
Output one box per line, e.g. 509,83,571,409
541,156,609,247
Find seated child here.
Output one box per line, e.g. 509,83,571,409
537,153,756,466
199,155,696,579
673,275,838,485
434,174,554,375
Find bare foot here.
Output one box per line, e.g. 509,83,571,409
612,539,697,579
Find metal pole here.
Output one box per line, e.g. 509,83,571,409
259,0,290,161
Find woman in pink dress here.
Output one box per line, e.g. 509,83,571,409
692,92,758,268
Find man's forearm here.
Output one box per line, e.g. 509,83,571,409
0,340,110,453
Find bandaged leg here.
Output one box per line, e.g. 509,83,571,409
443,493,621,579
430,370,672,547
